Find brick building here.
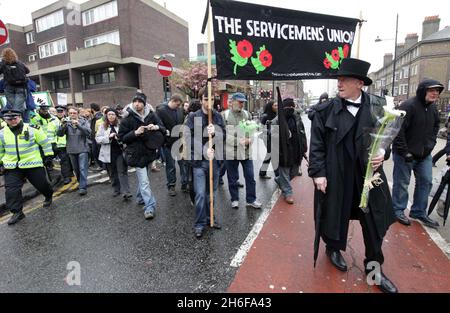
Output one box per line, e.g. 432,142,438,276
1,0,189,107
368,16,450,112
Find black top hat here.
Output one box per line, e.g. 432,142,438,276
330,58,373,86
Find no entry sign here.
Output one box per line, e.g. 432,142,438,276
0,20,8,46
157,60,173,77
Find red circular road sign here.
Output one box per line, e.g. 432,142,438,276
157,60,173,77
0,20,9,46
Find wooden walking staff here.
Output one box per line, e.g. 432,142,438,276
206,1,214,227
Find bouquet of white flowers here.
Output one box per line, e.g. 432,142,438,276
359,96,406,213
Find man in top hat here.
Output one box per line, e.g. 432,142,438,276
308,58,398,293
0,109,54,225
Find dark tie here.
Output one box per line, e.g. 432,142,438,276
343,99,361,108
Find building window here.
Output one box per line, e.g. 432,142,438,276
25,32,35,45
28,54,37,62
82,1,118,26
36,10,64,33
51,76,70,90
84,30,120,48
394,72,400,82
403,67,409,79
84,67,116,86
399,84,408,95
38,38,67,59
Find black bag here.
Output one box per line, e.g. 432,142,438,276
3,63,27,86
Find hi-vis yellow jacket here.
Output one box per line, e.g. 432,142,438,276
0,123,54,169
30,114,60,144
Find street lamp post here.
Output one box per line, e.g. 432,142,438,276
375,13,399,99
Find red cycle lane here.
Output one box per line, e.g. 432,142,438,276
228,165,450,293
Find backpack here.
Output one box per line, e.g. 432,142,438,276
3,63,27,86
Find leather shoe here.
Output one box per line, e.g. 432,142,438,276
285,196,294,205
7,212,25,225
396,213,411,226
43,196,53,208
409,214,439,229
326,248,348,272
376,272,398,293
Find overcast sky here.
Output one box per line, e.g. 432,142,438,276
0,0,448,96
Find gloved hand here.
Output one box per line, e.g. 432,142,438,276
44,156,53,168
404,153,414,163
0,164,5,176
52,143,58,154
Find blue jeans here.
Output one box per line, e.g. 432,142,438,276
392,153,433,218
276,166,298,197
69,153,89,190
179,160,189,186
5,85,26,112
135,166,156,214
163,146,176,188
193,160,219,230
225,160,256,203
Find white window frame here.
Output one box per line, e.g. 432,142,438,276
25,32,35,45
38,38,67,59
35,10,64,33
394,87,399,97
84,30,120,48
403,67,409,79
82,1,118,26
28,54,37,62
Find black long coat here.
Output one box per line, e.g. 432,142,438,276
308,92,396,242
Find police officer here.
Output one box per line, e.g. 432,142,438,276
54,105,74,184
0,109,54,225
31,104,60,167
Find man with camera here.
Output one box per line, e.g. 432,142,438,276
0,109,54,225
118,91,166,220
57,107,91,196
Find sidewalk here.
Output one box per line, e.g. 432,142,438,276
228,164,450,293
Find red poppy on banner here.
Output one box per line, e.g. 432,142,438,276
209,0,359,81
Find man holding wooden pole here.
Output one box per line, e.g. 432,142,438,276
185,86,225,238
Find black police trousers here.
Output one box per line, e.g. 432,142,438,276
56,147,74,179
4,167,53,214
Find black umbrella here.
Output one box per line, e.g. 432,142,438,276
313,191,325,267
428,166,450,226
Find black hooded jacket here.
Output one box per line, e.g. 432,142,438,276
118,105,166,168
393,79,443,159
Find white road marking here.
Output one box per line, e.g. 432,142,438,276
230,189,281,268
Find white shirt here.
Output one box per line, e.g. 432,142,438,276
345,94,362,117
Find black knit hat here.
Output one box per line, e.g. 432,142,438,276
105,108,119,116
132,92,147,104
